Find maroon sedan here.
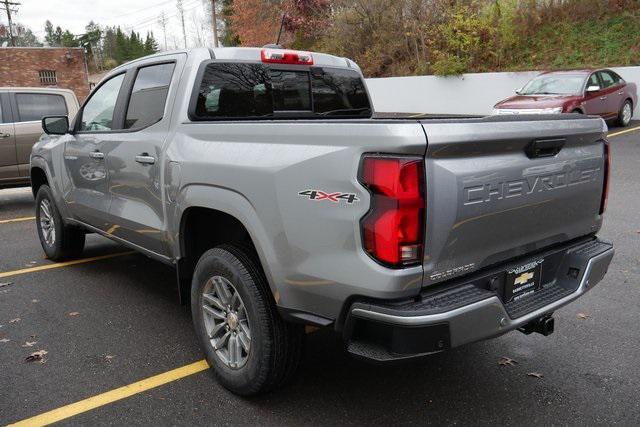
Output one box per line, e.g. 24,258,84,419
493,69,637,127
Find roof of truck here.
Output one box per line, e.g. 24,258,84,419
112,47,359,73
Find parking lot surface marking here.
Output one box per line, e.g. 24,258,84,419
0,251,135,279
608,125,640,138
8,360,210,427
0,216,35,225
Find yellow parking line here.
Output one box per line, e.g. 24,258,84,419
0,252,135,279
8,360,210,427
8,324,321,425
608,125,640,138
0,216,35,225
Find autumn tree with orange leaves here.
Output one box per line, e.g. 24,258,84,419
230,0,330,48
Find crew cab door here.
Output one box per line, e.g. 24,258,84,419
12,91,70,178
0,92,18,183
103,56,183,257
63,72,127,230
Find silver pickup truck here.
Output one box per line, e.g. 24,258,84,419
31,47,614,395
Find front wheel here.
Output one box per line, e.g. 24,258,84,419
35,185,85,261
191,245,304,395
617,100,633,127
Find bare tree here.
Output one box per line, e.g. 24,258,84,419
176,0,187,48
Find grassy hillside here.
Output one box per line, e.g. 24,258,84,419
509,11,640,72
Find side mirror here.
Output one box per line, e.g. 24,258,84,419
515,88,522,95
42,116,69,135
586,85,601,93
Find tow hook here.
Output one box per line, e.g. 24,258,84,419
518,315,555,336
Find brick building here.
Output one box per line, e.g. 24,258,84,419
0,47,90,101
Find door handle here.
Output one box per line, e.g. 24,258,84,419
89,151,105,159
0,133,10,138
135,153,155,165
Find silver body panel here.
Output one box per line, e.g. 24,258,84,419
32,48,611,323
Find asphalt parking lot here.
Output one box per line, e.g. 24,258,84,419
1,123,639,426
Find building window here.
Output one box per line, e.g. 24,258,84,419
39,70,57,85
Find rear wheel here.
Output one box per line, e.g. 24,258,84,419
617,100,633,127
191,244,304,395
35,185,85,261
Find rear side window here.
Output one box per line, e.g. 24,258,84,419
125,62,175,129
15,93,67,122
192,62,371,120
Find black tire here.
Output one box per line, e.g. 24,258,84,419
191,244,304,395
35,185,85,261
617,99,633,127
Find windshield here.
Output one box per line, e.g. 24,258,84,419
519,74,586,95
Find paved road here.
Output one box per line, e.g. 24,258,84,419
1,125,639,425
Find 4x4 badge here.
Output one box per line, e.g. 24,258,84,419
298,189,359,204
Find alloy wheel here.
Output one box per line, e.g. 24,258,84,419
201,276,251,369
622,102,632,125
39,199,56,247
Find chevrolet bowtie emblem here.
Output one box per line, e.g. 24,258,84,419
514,271,534,285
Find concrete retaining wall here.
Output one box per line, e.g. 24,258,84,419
366,66,640,117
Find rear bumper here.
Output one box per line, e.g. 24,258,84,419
344,238,614,362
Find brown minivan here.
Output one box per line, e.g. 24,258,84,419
0,87,79,189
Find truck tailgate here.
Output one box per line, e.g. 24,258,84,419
420,115,608,286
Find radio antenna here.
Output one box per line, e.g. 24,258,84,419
276,14,286,46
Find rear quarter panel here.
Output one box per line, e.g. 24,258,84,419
167,120,427,320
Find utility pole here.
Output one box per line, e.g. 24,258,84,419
157,11,168,50
210,0,218,48
176,0,187,49
0,0,20,47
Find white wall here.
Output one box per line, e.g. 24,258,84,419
366,66,640,117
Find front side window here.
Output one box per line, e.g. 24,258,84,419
586,73,600,90
193,63,371,120
80,73,125,131
598,71,618,88
16,93,67,122
124,63,175,129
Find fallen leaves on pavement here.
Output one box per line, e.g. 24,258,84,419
0,282,13,288
527,372,544,379
31,299,39,303
0,338,9,343
22,341,37,347
25,349,47,363
67,312,80,317
498,356,518,366
577,313,589,320
9,318,20,324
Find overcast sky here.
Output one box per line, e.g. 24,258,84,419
6,0,214,49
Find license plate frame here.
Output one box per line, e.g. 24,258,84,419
504,260,543,303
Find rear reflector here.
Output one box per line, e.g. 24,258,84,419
359,155,425,267
261,48,314,65
600,141,610,215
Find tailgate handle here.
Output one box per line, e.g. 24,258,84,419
525,138,565,158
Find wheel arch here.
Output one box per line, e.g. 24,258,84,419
30,165,48,198
174,184,280,305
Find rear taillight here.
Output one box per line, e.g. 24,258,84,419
261,48,314,65
359,155,425,267
600,141,610,215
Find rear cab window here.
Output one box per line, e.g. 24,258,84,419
191,62,371,120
